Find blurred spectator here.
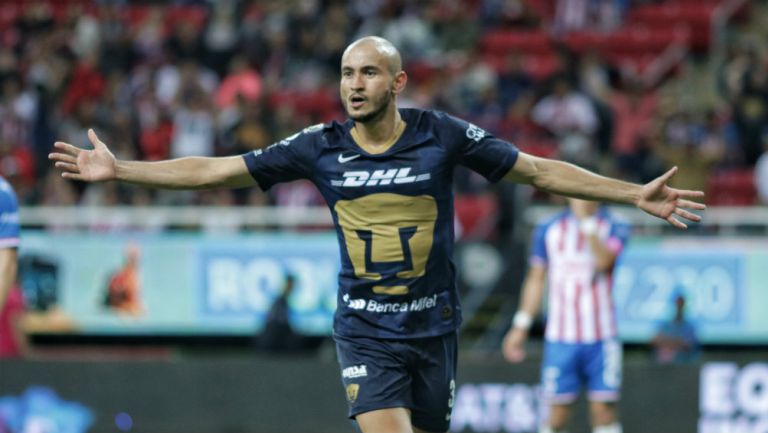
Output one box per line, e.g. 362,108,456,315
717,39,761,104
215,56,263,109
103,243,144,316
59,99,105,152
650,294,699,364
15,2,55,41
457,54,499,116
203,0,242,77
553,0,590,34
532,75,598,167
170,88,215,158
156,59,218,108
0,0,758,210
166,19,206,62
481,0,542,29
98,3,134,74
579,49,613,103
61,52,105,116
554,0,626,34
222,98,271,155
496,53,534,112
428,0,480,52
133,6,166,61
0,138,36,197
609,79,658,180
731,67,768,166
256,273,301,353
358,2,437,60
139,112,173,161
650,109,725,192
70,6,100,59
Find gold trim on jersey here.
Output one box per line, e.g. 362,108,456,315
350,120,407,154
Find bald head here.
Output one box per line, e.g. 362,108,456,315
342,36,402,75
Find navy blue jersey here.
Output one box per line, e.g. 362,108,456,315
242,108,519,339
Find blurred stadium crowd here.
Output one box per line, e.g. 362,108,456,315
0,0,766,210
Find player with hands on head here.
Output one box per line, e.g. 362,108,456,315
51,36,704,433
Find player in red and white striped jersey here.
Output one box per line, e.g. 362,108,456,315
503,198,630,433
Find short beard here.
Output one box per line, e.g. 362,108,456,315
348,91,392,124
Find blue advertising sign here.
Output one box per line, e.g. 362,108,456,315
18,232,340,335
613,238,767,344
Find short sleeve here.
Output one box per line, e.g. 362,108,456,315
529,223,548,267
241,124,323,191
436,112,519,183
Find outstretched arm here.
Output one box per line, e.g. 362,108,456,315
49,129,257,190
506,153,706,228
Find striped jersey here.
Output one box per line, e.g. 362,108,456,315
0,176,19,248
530,207,630,343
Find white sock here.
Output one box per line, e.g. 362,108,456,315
593,423,622,433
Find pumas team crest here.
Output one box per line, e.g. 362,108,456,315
346,384,360,403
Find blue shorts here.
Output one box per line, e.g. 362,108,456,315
541,339,622,404
334,332,457,432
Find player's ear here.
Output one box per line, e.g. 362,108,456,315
392,71,407,95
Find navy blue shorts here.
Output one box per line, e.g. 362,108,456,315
334,332,458,432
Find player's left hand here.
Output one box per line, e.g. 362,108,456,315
636,166,706,229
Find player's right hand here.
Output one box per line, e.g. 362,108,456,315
502,327,527,363
49,129,117,182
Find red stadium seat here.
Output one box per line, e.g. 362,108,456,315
628,3,717,51
516,139,558,158
0,3,20,27
525,0,556,19
454,194,498,239
480,30,552,55
165,5,208,30
562,31,609,53
406,60,438,84
706,168,757,206
482,52,560,81
523,53,561,81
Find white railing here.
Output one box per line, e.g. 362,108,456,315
19,205,768,233
523,205,768,235
19,206,334,231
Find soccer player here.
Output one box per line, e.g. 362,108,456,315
50,36,704,433
503,198,629,433
0,175,23,358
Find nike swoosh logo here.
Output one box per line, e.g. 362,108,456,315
338,153,361,163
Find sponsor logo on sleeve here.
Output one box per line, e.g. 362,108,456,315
466,123,487,142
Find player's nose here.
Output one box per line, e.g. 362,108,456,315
348,73,365,90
